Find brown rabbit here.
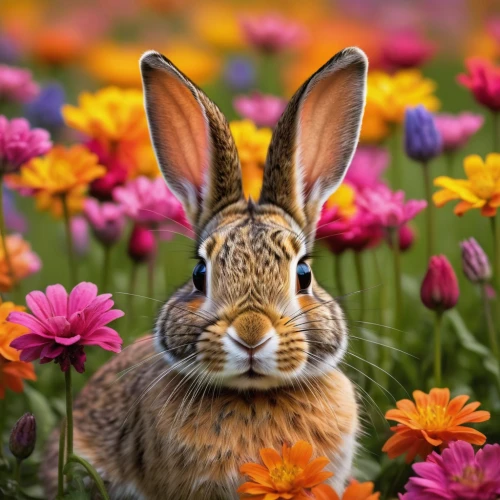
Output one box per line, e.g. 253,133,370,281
42,46,368,499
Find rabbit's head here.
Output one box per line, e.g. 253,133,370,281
141,48,367,390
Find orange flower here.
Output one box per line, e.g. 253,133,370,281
0,357,36,399
337,480,379,500
382,388,490,463
238,440,336,499
0,301,28,361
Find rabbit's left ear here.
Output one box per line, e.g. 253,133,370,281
259,47,368,236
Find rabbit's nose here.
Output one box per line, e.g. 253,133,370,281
227,330,273,354
229,312,274,349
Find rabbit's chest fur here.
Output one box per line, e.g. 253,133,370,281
67,338,358,500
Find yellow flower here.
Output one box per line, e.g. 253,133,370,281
230,120,272,200
9,145,106,217
433,153,500,217
0,301,28,361
361,70,440,143
325,184,357,219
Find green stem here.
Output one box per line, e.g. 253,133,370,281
422,161,435,260
260,53,281,95
389,228,402,333
492,216,500,293
127,262,138,337
0,397,4,462
390,125,402,189
13,458,21,489
102,245,112,292
334,254,345,297
493,111,499,152
0,177,16,289
445,151,455,177
65,370,73,460
57,419,66,499
353,252,366,322
434,312,443,387
481,283,499,361
61,194,77,286
64,455,110,500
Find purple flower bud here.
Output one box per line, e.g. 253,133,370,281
9,413,36,460
404,105,442,162
421,255,459,311
128,224,156,263
460,237,492,283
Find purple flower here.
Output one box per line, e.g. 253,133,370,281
434,112,484,153
460,237,492,283
70,216,90,257
3,187,27,233
223,57,256,91
401,441,500,500
0,65,39,103
345,146,389,190
0,36,20,65
24,83,66,133
405,105,442,163
0,116,52,174
84,198,126,247
234,92,287,128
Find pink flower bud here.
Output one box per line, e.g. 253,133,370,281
398,225,415,252
128,224,156,263
460,237,492,283
420,255,459,311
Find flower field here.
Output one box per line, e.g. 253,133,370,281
1,0,500,499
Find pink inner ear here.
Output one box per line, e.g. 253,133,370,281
148,73,209,192
299,68,357,194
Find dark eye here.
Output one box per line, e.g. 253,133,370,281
193,261,206,293
296,261,312,292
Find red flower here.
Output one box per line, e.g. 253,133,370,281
420,255,459,312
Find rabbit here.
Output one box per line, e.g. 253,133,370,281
42,46,368,499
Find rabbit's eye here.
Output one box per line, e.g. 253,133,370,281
296,261,312,292
193,261,207,293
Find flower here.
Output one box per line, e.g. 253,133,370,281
8,145,106,217
381,31,435,70
9,282,124,373
0,357,36,399
0,35,19,65
84,198,126,247
240,14,307,53
434,112,484,153
0,300,29,361
3,188,27,233
0,234,41,292
382,388,490,463
0,65,39,103
433,153,500,217
361,70,440,143
356,184,427,230
9,412,36,460
24,83,66,133
237,440,337,499
421,255,459,312
404,105,442,163
32,26,85,66
457,58,500,112
401,441,500,500
387,225,415,253
460,237,492,283
338,480,380,500
234,93,287,128
230,120,272,200
70,216,90,257
324,184,357,219
128,224,156,263
224,57,256,91
0,116,52,174
345,146,389,190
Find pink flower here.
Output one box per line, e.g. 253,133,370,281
9,282,124,373
240,14,307,53
457,58,500,112
70,216,90,257
420,255,459,312
113,176,190,235
434,113,484,153
84,198,125,247
233,93,287,128
397,224,415,252
381,30,435,70
345,146,389,190
128,224,156,263
401,441,500,500
0,65,39,103
356,184,427,230
0,116,52,173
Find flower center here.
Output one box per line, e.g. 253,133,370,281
270,463,302,491
416,404,452,431
453,465,484,487
471,175,496,200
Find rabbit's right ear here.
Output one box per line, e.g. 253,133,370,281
140,51,243,230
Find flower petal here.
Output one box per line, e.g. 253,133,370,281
45,284,68,317
68,282,98,315
55,335,81,346
26,290,52,320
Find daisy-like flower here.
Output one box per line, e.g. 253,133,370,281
8,145,106,217
9,282,124,373
238,440,336,499
340,480,380,500
382,388,490,463
345,146,389,191
0,356,36,399
433,153,500,217
0,234,41,292
401,441,500,500
83,198,126,247
234,93,287,128
0,64,39,103
323,183,357,220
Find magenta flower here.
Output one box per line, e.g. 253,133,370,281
356,184,427,230
381,30,435,70
460,237,492,283
345,146,389,190
233,92,287,128
434,112,484,153
0,65,39,103
0,116,52,174
9,282,124,373
240,14,307,53
113,176,190,237
128,224,157,263
84,198,125,247
401,441,500,500
420,255,459,312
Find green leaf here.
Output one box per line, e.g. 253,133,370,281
23,385,57,443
